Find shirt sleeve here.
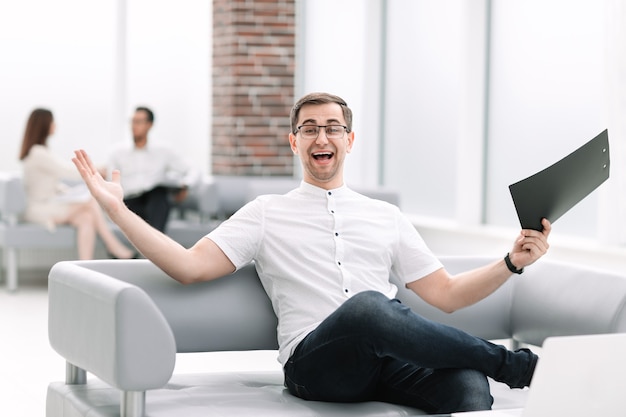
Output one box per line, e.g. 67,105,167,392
165,147,200,188
205,197,265,270
391,211,443,284
107,147,124,176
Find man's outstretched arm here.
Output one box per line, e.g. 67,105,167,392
72,149,235,284
408,218,551,313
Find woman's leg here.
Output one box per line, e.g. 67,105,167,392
86,199,135,258
61,202,97,260
58,199,134,260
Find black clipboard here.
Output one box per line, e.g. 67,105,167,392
508,129,610,231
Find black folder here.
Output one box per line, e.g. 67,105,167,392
508,129,610,231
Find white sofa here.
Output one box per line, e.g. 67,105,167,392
46,256,626,416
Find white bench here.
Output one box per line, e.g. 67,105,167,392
0,173,218,291
0,173,76,291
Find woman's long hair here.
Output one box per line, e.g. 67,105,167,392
19,108,54,160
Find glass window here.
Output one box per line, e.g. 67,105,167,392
486,0,606,237
383,0,464,218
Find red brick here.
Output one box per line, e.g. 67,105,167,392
212,0,295,176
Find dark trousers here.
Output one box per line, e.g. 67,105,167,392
124,186,171,232
283,291,537,414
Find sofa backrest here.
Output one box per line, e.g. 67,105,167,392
0,172,26,222
511,258,626,346
51,256,626,358
61,258,513,354
69,260,279,353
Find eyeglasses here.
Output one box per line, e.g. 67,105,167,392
296,125,348,140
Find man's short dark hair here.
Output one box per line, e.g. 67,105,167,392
290,93,352,134
135,106,154,123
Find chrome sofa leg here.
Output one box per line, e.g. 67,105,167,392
121,391,146,417
6,247,17,292
65,362,86,385
510,338,521,350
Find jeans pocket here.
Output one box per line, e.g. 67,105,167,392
284,369,313,400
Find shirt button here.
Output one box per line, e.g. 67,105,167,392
337,261,341,266
344,289,349,293
335,232,339,236
328,191,332,196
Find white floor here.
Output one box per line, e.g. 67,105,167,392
0,276,63,417
0,272,281,417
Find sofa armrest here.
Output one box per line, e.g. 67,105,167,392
511,259,626,346
48,261,176,391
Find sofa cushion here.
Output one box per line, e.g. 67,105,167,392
46,371,528,416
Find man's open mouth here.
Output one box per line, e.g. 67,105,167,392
312,152,333,160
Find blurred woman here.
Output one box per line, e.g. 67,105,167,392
19,108,136,260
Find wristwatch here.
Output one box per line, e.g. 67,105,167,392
504,253,524,274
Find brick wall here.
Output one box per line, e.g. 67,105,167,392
212,0,296,175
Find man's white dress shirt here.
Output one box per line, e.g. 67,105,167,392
207,182,443,366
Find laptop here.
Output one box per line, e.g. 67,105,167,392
452,333,626,416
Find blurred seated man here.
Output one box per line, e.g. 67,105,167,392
108,106,199,232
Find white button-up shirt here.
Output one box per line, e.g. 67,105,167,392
207,182,442,365
108,143,198,198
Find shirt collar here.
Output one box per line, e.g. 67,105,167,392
298,181,350,197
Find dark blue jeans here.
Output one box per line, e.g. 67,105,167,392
124,186,171,232
283,291,537,414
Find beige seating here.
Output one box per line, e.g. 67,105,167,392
47,256,626,416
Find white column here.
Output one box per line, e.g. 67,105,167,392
598,0,626,245
113,0,128,147
455,0,489,225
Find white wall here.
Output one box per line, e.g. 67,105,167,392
0,0,210,269
383,0,464,218
125,0,210,173
298,0,384,188
0,0,118,171
486,0,607,237
0,0,210,174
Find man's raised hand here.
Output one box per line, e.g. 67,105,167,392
72,149,125,216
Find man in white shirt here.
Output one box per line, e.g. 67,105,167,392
108,107,198,232
73,93,551,414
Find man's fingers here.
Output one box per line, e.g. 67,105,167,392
78,149,95,174
541,218,552,237
73,149,98,177
73,150,87,169
72,154,88,178
111,169,121,184
520,234,550,258
84,150,98,175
